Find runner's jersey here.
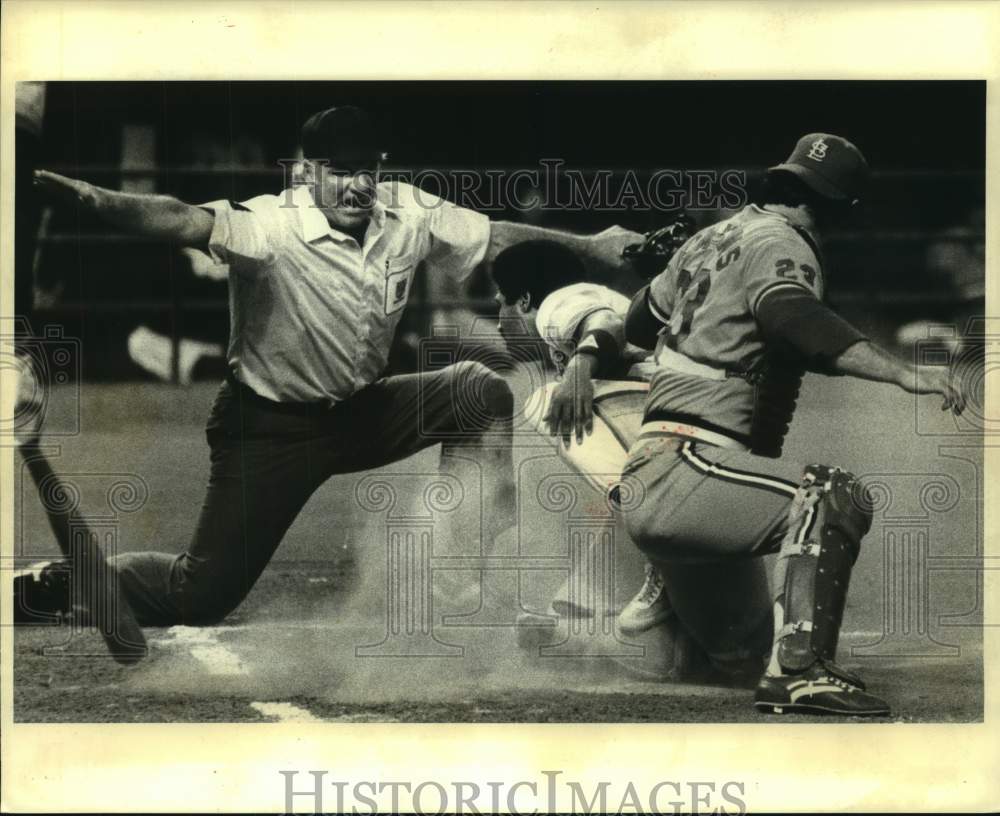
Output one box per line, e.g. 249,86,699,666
645,205,824,457
536,282,651,378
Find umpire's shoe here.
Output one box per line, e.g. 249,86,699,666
13,560,73,624
754,660,890,717
618,563,671,635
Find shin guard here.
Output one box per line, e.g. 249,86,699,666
772,465,872,673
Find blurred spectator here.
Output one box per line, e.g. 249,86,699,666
896,206,985,355
127,326,225,386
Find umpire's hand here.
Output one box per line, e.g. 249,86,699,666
586,225,645,274
34,169,101,208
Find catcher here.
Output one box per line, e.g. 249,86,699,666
621,133,966,715
491,230,773,685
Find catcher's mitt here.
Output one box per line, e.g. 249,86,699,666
621,213,696,280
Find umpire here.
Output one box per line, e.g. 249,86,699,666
30,105,641,625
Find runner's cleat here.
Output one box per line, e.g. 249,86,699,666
753,659,889,716
618,562,672,635
515,607,559,650
549,576,594,623
13,560,72,624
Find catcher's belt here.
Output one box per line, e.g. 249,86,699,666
636,419,748,451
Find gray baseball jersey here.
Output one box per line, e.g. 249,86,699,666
645,204,824,457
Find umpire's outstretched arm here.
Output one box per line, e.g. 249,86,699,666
34,170,214,249
488,220,640,279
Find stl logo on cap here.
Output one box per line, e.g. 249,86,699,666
806,137,829,162
770,132,869,203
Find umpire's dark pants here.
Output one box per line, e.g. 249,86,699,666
113,362,514,625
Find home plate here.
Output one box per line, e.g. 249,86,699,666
250,702,323,722
155,626,249,676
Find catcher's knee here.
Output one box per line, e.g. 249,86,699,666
800,464,872,562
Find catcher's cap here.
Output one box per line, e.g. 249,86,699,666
300,106,387,167
769,133,869,204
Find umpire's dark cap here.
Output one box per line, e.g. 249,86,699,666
300,106,386,166
770,133,870,204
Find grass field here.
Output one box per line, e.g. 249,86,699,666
11,373,985,723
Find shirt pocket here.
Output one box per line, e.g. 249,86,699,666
383,256,414,315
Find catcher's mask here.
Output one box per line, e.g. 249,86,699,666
622,213,696,280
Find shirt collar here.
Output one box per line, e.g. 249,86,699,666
290,184,391,244
748,204,823,262
749,203,820,246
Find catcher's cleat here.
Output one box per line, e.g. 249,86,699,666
13,560,73,624
618,562,671,635
753,660,889,717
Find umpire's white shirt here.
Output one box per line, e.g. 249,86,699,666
205,182,489,404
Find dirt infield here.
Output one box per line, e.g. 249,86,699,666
10,379,985,723
12,565,983,723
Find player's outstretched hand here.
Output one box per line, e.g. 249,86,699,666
34,169,100,209
544,365,595,447
908,363,967,415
